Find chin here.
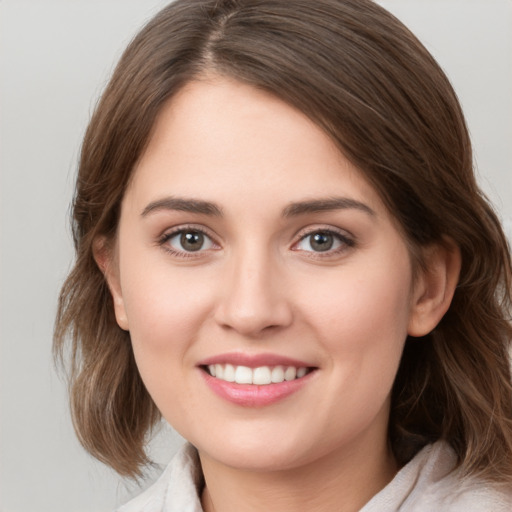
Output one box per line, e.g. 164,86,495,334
191,423,341,473
184,423,306,471
206,444,308,472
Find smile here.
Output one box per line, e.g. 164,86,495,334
206,364,311,385
198,354,318,407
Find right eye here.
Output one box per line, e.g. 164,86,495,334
160,228,216,255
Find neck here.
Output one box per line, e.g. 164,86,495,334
199,433,397,512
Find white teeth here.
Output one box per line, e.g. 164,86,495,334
207,364,310,385
284,366,297,381
223,364,236,382
271,365,285,383
235,366,253,384
253,366,272,385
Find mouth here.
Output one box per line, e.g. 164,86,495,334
197,354,318,407
202,364,314,385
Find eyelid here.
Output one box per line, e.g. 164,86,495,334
158,224,220,257
291,225,355,255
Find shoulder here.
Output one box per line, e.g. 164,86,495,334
414,472,512,511
116,443,203,512
433,480,512,512
410,442,512,512
415,449,512,512
363,441,512,512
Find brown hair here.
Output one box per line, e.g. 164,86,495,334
54,0,512,480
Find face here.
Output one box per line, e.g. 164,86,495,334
108,77,425,473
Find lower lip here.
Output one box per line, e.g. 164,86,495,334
200,370,316,407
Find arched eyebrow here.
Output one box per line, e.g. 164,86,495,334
283,197,375,217
141,197,223,217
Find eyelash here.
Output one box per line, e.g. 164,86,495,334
158,225,219,259
292,227,355,258
158,225,355,259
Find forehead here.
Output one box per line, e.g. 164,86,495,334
126,76,386,218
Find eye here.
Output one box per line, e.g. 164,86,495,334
294,229,354,254
161,228,216,254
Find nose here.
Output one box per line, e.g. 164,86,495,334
214,248,293,337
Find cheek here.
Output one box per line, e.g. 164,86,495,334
119,267,216,423
298,247,413,389
301,261,412,433
303,266,412,346
117,241,215,375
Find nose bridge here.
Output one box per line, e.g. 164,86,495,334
215,241,292,335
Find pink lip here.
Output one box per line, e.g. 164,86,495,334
197,352,313,368
197,352,317,407
200,370,316,407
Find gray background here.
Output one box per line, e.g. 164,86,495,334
1,1,511,511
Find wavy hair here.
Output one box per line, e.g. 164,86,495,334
54,0,512,479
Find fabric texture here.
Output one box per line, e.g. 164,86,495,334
117,442,512,512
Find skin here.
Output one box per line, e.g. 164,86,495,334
100,76,460,512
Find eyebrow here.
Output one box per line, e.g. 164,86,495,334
283,197,375,217
140,195,375,218
141,197,223,217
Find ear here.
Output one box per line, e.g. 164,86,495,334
408,239,461,337
93,236,129,331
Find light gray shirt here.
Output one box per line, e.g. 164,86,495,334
117,442,512,511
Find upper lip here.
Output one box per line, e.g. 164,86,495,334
197,352,315,369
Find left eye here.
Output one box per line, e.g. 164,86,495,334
295,231,349,253
165,230,215,253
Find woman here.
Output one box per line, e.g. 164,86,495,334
54,0,512,510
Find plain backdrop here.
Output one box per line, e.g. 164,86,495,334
1,1,511,511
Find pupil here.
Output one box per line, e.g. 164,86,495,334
311,232,333,252
181,231,204,251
